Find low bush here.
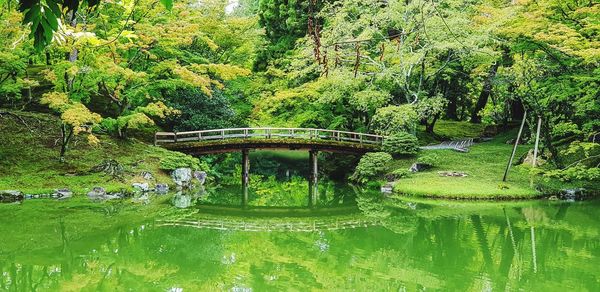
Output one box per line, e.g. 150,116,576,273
382,132,419,157
159,151,203,171
350,152,392,184
417,153,440,167
385,168,411,181
543,166,600,182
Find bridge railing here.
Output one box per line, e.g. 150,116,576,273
155,127,385,146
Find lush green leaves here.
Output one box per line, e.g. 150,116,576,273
350,152,392,184
382,132,419,157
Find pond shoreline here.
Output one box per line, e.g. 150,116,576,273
391,189,599,201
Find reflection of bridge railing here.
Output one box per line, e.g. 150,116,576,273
155,127,385,146
156,217,381,232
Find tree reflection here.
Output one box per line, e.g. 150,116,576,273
1,196,600,290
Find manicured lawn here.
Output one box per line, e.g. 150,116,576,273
391,130,590,199
416,120,488,145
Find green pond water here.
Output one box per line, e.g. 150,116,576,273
1,182,599,291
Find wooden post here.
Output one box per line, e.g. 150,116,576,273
503,110,527,182
241,148,250,191
308,150,318,207
533,116,542,167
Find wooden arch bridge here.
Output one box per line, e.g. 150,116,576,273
154,127,385,154
155,127,385,203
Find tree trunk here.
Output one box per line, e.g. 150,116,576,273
66,13,78,91
446,94,458,120
426,114,439,133
471,62,500,123
59,124,74,162
540,117,562,168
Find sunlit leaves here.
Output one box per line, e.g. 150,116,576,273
41,91,102,147
18,0,175,50
61,103,102,134
371,105,418,136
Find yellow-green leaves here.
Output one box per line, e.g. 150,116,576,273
61,103,102,134
40,91,70,111
139,101,180,119
172,65,213,96
191,64,251,81
41,91,102,141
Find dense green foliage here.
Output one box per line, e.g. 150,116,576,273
158,151,204,171
1,0,599,194
382,132,419,157
350,152,392,184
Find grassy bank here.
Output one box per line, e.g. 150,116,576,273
0,110,176,194
389,129,594,199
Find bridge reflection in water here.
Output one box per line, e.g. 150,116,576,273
155,127,385,205
159,203,381,232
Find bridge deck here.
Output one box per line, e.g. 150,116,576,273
155,127,385,154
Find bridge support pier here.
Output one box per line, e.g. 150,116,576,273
241,149,250,206
308,150,318,207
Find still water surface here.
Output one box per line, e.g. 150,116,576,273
1,184,599,291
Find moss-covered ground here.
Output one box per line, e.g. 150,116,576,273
0,110,175,194
390,128,596,199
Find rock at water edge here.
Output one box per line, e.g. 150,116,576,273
193,171,207,185
172,168,192,187
132,182,150,192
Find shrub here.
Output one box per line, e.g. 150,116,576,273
159,151,203,171
552,122,581,139
385,168,411,181
371,105,418,135
417,153,440,167
382,132,419,157
350,152,392,184
543,166,600,182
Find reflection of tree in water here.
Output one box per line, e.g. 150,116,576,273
2,198,600,291
354,195,600,291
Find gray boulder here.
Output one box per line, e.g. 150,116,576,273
380,182,395,195
172,193,192,208
155,183,169,194
0,190,24,203
409,163,431,173
559,188,586,202
141,171,154,180
103,193,124,200
193,171,207,185
54,188,73,199
172,168,192,187
87,187,106,199
132,182,150,192
520,149,546,167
